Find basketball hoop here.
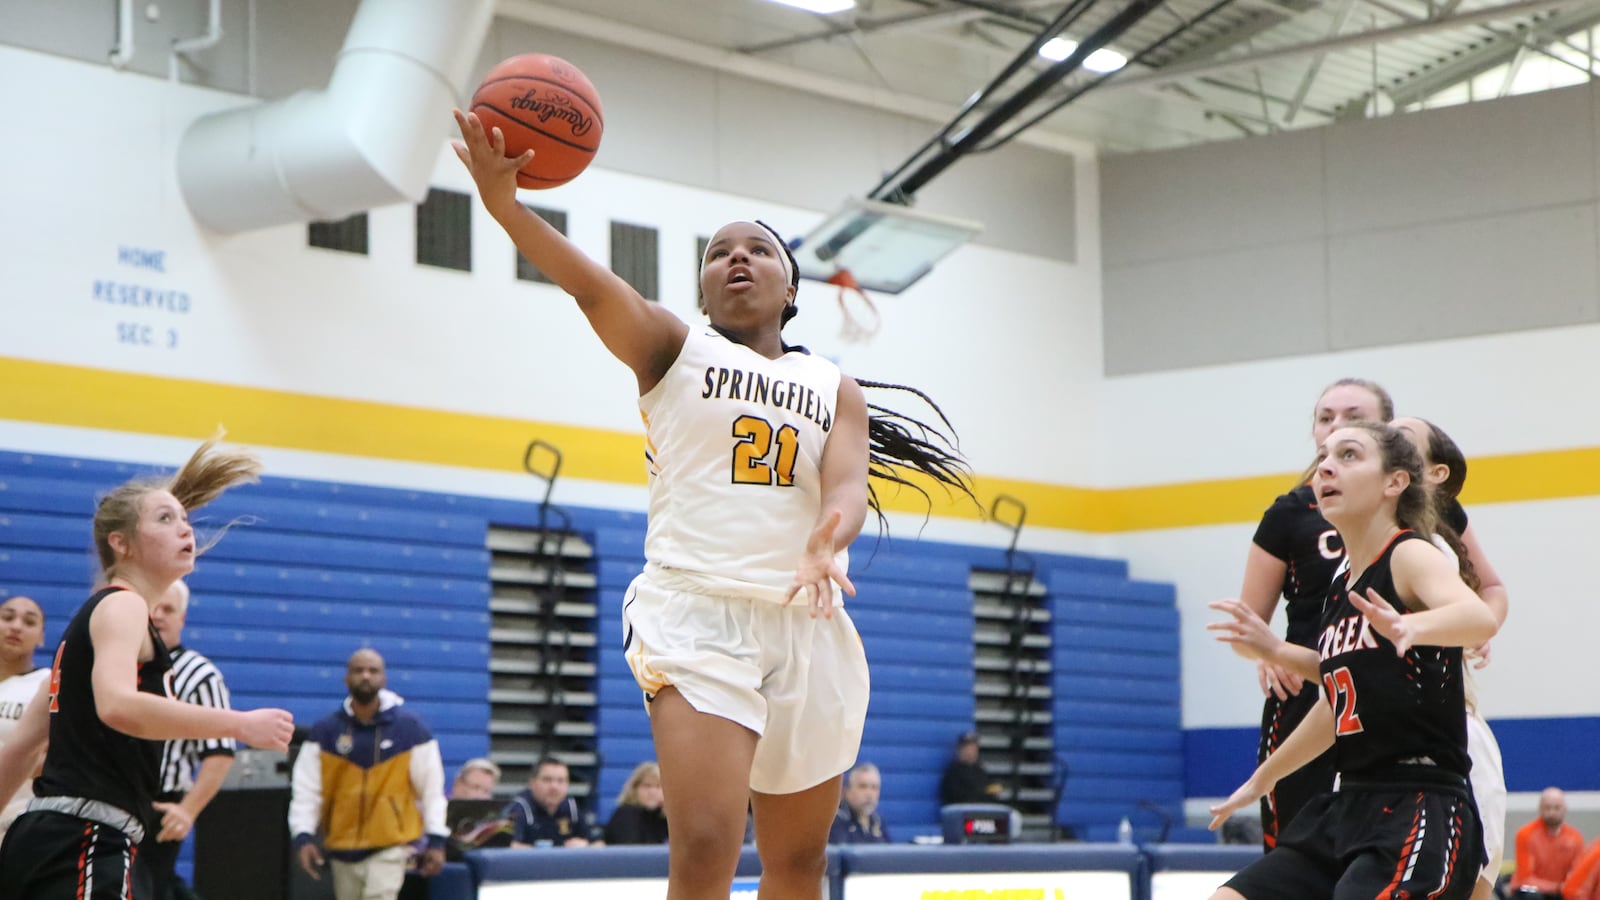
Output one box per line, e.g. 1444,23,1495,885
827,270,881,343
791,199,983,296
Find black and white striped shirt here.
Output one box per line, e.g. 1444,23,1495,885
158,646,236,797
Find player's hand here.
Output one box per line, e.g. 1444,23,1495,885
1467,639,1492,669
1349,587,1413,656
1208,777,1267,831
452,109,532,216
237,708,294,751
153,801,194,842
298,841,325,879
1256,659,1306,701
785,510,854,620
417,846,446,877
1207,599,1278,660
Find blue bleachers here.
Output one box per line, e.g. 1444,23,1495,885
2,448,1187,847
1049,567,1185,840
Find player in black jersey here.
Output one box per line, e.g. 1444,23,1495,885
1208,422,1499,900
1236,378,1394,848
0,437,294,900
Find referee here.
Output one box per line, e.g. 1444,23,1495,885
145,580,236,900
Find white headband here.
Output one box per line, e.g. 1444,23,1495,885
704,221,793,284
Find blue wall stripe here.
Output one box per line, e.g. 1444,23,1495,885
1183,718,1600,796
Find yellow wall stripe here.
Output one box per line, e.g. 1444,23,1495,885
2,356,1593,533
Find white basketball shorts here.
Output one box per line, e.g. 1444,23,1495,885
620,563,870,796
1467,708,1506,882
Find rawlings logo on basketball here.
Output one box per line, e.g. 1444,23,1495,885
509,90,595,137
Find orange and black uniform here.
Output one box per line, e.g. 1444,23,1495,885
0,587,173,900
1250,485,1343,846
1225,531,1483,900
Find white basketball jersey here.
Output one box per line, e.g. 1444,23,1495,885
639,327,846,602
0,666,48,832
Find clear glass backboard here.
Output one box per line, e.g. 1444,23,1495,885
790,198,983,295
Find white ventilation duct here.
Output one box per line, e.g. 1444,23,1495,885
178,0,494,234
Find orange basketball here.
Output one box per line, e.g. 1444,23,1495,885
469,54,603,190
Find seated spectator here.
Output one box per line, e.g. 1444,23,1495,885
507,757,599,847
604,761,668,845
1509,787,1584,899
940,731,999,807
451,758,501,800
829,763,890,844
1564,837,1600,900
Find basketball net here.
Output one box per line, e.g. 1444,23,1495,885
827,270,881,343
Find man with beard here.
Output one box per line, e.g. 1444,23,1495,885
288,649,448,900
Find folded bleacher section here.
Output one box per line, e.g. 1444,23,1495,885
0,448,1189,851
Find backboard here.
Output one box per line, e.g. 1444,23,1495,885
790,198,983,295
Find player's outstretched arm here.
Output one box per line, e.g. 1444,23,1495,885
1366,540,1498,655
786,377,869,620
1208,702,1334,830
451,109,686,390
1235,543,1309,700
1207,599,1321,687
89,592,293,749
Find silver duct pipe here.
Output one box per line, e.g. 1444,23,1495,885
177,0,494,234
170,0,223,82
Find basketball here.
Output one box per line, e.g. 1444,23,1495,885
469,54,603,190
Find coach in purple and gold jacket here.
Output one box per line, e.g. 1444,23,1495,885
289,649,448,900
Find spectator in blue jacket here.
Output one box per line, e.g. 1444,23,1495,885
830,763,890,844
508,757,600,847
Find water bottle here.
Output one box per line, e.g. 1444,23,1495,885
1116,816,1134,844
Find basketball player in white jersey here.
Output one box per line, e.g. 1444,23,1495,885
453,109,970,900
0,596,48,841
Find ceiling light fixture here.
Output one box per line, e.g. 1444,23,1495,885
1038,37,1127,73
766,0,856,14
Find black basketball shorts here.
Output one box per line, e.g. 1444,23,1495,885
0,810,150,900
1226,768,1482,900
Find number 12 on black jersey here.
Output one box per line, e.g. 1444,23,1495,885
1322,666,1365,736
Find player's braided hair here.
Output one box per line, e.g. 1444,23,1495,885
856,379,976,523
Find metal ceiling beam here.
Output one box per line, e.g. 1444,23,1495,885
1156,8,1292,66
738,0,1065,54
493,0,1094,155
1100,0,1584,91
1384,3,1600,105
1498,42,1531,93
1284,0,1361,121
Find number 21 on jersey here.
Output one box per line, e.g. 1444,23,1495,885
1322,666,1364,736
731,415,798,486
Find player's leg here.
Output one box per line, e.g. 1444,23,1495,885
651,686,759,900
1466,712,1507,900
745,607,866,900
1217,844,1338,900
750,776,841,900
